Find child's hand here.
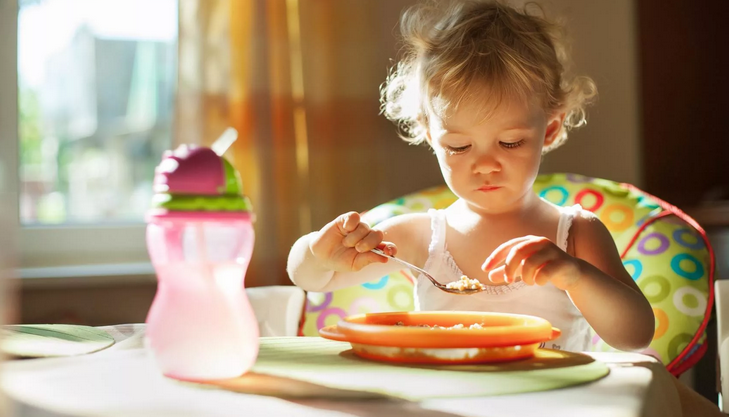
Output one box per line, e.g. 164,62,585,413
310,211,397,272
481,236,582,290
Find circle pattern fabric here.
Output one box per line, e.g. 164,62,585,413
300,173,712,373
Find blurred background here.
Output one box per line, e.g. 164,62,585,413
1,0,727,400
9,0,728,320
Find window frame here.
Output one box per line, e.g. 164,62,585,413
1,0,19,285
19,224,150,269
6,0,164,279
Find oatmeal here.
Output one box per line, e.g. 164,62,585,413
394,321,484,330
445,275,486,291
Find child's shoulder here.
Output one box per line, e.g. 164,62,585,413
571,206,600,226
569,208,615,255
374,212,431,234
374,212,433,265
568,206,636,286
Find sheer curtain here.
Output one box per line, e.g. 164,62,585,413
175,0,442,286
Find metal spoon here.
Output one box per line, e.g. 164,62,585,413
370,248,486,295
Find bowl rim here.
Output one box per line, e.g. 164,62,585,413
322,311,560,348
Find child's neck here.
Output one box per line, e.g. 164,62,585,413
447,192,558,240
456,190,544,224
443,192,560,285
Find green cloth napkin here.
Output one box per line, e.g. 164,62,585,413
247,337,609,400
1,325,115,358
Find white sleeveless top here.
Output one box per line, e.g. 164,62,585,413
414,205,592,352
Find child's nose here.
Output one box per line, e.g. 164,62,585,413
472,151,501,174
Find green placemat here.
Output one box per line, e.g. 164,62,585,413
1,325,115,358
207,337,609,400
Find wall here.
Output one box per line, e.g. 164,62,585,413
637,0,729,207
536,0,642,186
21,281,156,326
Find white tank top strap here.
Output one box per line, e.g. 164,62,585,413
425,209,447,273
556,204,582,252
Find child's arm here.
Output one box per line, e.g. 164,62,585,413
482,211,655,351
287,212,428,293
565,213,655,350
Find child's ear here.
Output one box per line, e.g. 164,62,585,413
544,112,566,146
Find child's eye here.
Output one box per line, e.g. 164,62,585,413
500,140,525,149
444,145,471,155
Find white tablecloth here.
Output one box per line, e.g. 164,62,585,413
1,324,682,417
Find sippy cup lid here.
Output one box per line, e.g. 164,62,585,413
149,144,252,215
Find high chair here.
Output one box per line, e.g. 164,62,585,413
247,285,305,337
299,173,715,376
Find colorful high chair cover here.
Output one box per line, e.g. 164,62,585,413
300,173,715,375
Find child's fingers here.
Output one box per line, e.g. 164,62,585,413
502,240,537,282
533,261,558,286
354,229,385,253
487,265,507,283
520,250,554,285
503,238,551,283
482,236,534,270
488,265,522,283
341,222,372,248
338,212,362,234
376,241,397,256
352,251,391,271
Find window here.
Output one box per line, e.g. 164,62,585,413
14,0,178,273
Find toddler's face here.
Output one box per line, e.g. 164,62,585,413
426,93,562,214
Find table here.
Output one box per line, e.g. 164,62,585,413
1,324,682,417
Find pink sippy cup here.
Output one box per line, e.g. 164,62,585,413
145,144,258,380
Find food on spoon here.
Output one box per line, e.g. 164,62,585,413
445,275,486,291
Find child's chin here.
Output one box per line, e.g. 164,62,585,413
470,200,508,214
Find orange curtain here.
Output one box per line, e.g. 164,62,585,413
176,0,304,287
176,0,439,287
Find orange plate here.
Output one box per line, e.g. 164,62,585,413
335,311,560,348
319,311,561,364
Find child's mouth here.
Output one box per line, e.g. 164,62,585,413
478,185,501,192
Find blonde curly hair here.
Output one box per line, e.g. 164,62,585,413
380,0,597,153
